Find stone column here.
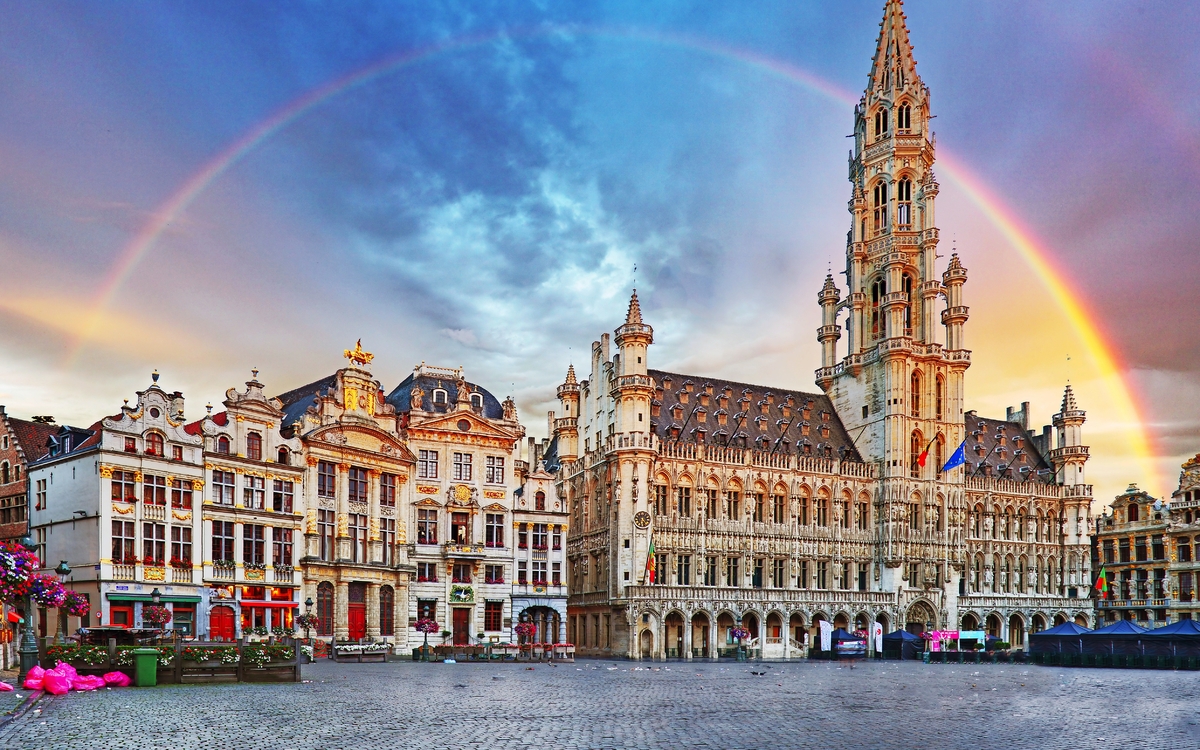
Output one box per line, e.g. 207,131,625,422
336,464,351,561
709,617,718,661
683,615,692,660
366,583,380,639
334,581,349,641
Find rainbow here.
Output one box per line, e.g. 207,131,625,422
68,24,1160,493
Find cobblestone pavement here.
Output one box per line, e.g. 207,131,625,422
0,659,1197,749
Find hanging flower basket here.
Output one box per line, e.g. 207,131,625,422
64,590,90,618
142,604,173,628
30,574,67,608
0,543,39,603
729,627,750,641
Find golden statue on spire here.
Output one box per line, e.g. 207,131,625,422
344,339,374,366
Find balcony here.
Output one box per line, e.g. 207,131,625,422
170,567,194,584
143,503,166,521
273,568,295,584
112,564,136,581
444,543,486,558
211,565,235,581
622,585,896,607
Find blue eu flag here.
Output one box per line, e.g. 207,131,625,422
941,440,966,473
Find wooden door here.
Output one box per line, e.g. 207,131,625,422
348,582,367,640
452,608,470,645
210,605,234,641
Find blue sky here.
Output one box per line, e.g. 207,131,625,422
1,1,1197,501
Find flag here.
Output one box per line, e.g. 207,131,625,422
1095,568,1108,599
645,537,656,584
917,436,936,467
940,440,966,473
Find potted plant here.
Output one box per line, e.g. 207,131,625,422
413,618,439,661
141,604,173,630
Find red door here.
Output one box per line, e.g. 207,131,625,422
210,606,234,641
452,608,470,645
348,583,367,640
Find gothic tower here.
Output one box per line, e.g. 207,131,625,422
816,0,969,605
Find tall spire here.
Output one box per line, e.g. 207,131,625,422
564,364,578,385
1060,384,1078,413
625,289,643,325
869,0,919,94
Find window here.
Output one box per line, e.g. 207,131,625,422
418,450,438,479
517,523,527,549
816,561,829,589
532,561,547,584
1128,504,1139,522
211,470,234,505
111,470,136,502
1152,535,1165,560
142,523,166,565
485,564,504,583
485,514,504,547
935,376,945,420
535,490,546,511
897,178,912,228
112,520,136,564
725,491,741,520
532,523,548,550
417,509,438,545
814,494,828,526
654,485,668,516
750,492,764,522
242,432,261,461
379,586,395,636
380,519,396,565
910,371,921,417
144,474,166,506
416,598,437,623
552,562,561,586
874,106,889,138
470,393,484,410
317,461,336,498
243,524,265,565
318,510,335,561
770,494,786,524
170,527,192,566
171,445,183,461
857,499,870,530
317,583,334,636
272,480,293,513
751,558,764,588
273,528,293,567
517,561,528,584
705,489,719,518
1179,538,1192,563
348,467,368,503
838,496,851,529
433,389,447,406
212,520,234,562
704,556,717,586
380,474,397,507
485,601,503,631
872,181,889,234
725,557,740,587
452,453,472,481
243,476,265,510
898,102,911,131
552,528,562,550
654,555,667,584
0,494,25,525
677,487,692,516
486,456,504,484
145,433,164,457
417,562,438,582
170,479,192,509
771,559,786,588
451,512,471,545
277,447,289,465
798,560,809,589
349,514,367,563
216,436,230,454
1135,537,1148,562
676,555,691,585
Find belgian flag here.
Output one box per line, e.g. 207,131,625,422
1094,567,1108,599
645,537,656,584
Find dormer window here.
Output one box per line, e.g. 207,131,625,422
470,393,484,411
662,378,673,390
679,391,689,405
433,389,448,406
216,436,231,454
246,432,262,461
172,445,183,462
696,409,707,424
278,447,290,465
124,437,136,453
671,405,683,421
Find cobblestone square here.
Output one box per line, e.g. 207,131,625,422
0,660,1196,749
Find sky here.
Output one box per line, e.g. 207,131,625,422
1,0,1197,506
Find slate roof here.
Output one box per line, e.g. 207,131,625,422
385,373,504,420
962,412,1055,483
6,418,60,463
648,369,863,462
274,374,340,428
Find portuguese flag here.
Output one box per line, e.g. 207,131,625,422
1094,567,1108,599
645,537,656,584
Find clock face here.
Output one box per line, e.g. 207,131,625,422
633,511,651,529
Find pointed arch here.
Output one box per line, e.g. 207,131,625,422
910,369,922,417
935,374,945,420
909,429,924,479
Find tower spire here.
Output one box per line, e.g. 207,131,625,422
869,0,919,93
625,289,643,325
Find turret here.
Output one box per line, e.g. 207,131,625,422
611,290,654,437
816,274,842,389
555,364,581,463
1051,384,1088,487
941,253,968,351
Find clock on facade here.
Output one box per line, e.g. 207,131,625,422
633,511,651,529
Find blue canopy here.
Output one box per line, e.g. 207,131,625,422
830,628,862,642
1088,620,1148,636
1033,621,1091,636
881,629,923,642
1144,619,1200,637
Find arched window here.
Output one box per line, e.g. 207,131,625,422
535,490,546,511
216,436,230,454
470,393,484,411
1128,504,1139,523
898,103,912,132
973,504,983,538
909,430,923,479
910,370,921,417
839,490,852,529
870,278,885,338
246,432,262,461
379,585,395,636
874,107,890,138
872,181,889,234
934,433,945,478
317,582,334,636
897,178,912,228
433,389,448,406
902,274,914,334
145,433,164,457
277,447,289,465
935,375,945,420
0,462,8,484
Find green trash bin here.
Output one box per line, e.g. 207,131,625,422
132,648,160,687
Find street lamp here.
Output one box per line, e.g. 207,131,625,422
17,535,39,682
304,597,314,642
151,587,161,605
53,560,71,645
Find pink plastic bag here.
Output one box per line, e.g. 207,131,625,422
42,670,69,695
22,678,41,690
27,665,44,681
0,682,13,692
55,662,79,681
73,675,104,691
102,671,131,687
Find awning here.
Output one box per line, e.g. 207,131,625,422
239,601,299,608
107,594,201,604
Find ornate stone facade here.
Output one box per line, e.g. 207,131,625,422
556,2,1093,660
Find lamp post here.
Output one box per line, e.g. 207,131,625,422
53,560,71,645
304,597,314,641
17,535,40,683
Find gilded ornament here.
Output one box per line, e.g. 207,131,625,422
454,484,472,502
99,465,114,479
344,339,374,366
